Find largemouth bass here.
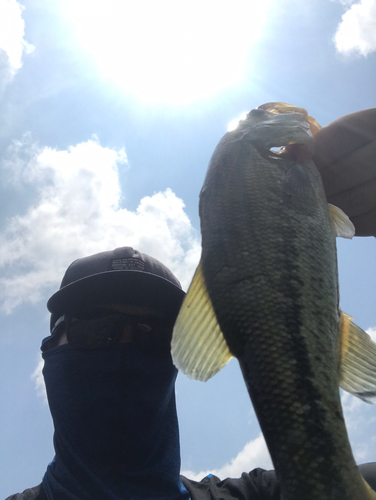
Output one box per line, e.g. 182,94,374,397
172,103,376,499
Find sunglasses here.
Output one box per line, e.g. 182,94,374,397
42,309,174,357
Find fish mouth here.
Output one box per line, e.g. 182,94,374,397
256,102,322,136
244,107,316,160
264,147,285,161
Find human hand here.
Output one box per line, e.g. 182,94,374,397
313,109,376,237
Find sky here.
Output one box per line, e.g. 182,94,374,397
0,0,375,496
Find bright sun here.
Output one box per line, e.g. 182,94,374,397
63,0,270,105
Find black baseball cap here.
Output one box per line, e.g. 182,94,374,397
47,247,185,332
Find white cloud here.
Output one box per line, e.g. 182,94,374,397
0,0,34,90
31,355,47,402
182,434,272,481
0,135,200,314
334,0,376,55
367,326,376,342
342,391,376,463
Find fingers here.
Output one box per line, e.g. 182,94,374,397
314,109,376,237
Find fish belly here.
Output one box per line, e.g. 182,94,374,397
199,139,372,499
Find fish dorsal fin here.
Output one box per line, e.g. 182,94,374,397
338,312,376,403
328,204,355,239
171,260,233,381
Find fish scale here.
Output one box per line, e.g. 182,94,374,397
202,141,353,498
172,105,376,499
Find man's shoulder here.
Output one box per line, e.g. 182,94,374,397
5,484,43,500
181,468,280,500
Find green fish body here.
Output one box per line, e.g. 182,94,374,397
172,106,376,500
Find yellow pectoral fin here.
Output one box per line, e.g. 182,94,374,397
338,312,376,404
328,204,355,239
364,477,376,499
171,260,232,382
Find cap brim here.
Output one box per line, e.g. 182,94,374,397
47,270,186,321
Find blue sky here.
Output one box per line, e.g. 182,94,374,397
0,0,375,496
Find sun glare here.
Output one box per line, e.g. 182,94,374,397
227,112,248,131
62,0,270,105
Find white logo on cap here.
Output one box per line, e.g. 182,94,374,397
110,258,145,271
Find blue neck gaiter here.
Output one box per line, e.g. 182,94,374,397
42,344,190,500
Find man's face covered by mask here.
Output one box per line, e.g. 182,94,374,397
42,343,189,500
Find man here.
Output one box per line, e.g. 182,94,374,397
6,246,282,500
9,247,190,499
